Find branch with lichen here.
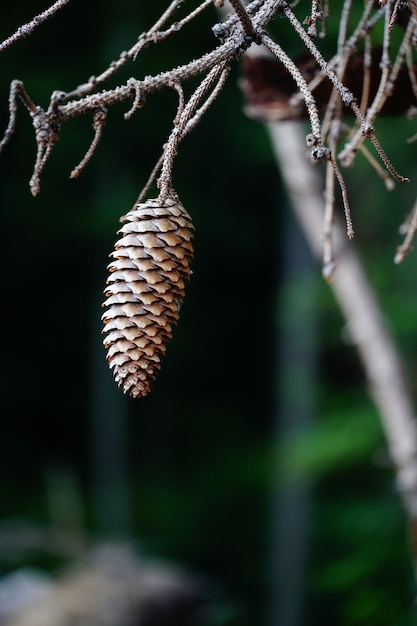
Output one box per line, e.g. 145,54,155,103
0,0,416,262
0,0,72,53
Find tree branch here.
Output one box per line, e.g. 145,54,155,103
0,0,72,53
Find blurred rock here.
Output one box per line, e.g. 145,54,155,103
0,568,53,620
1,543,206,626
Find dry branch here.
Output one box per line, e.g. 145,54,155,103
0,0,72,53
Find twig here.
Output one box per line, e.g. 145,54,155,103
337,0,353,55
328,151,353,239
70,107,107,179
158,61,230,199
63,0,214,101
389,0,405,30
184,64,231,132
323,145,336,281
395,198,417,264
359,33,372,115
279,0,409,188
136,153,165,205
0,0,278,195
136,64,231,205
261,31,322,142
366,126,410,184
0,0,72,53
358,141,396,191
308,140,354,239
0,80,34,154
280,3,356,108
339,9,416,170
305,0,319,38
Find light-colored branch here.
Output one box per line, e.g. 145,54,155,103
49,0,278,120
261,31,322,142
267,121,417,529
0,0,72,53
63,0,214,101
228,0,257,39
158,61,229,198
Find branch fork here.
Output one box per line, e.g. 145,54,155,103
0,0,415,252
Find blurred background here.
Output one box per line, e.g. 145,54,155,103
1,2,417,625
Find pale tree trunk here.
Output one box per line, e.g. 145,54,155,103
267,119,417,570
215,0,417,616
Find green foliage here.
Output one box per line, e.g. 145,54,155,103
278,408,383,478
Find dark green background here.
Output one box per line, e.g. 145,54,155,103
1,2,417,625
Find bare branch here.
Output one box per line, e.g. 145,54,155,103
280,2,357,108
0,0,72,53
0,81,30,154
158,60,230,199
228,0,258,39
136,63,231,205
60,39,238,120
63,0,214,101
328,151,353,239
70,107,107,179
261,31,322,142
395,198,417,264
339,9,416,169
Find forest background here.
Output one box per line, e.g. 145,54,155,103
1,2,417,625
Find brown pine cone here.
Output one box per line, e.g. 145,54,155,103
102,196,194,398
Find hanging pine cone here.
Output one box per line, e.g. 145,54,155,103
102,195,194,398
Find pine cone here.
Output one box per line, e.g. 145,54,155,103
102,196,194,398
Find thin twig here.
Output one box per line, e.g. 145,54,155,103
339,9,415,169
305,0,319,38
184,64,231,132
60,40,237,120
359,33,372,115
70,107,107,179
395,198,417,263
329,152,353,238
261,31,322,142
136,153,165,205
358,142,396,191
158,61,229,199
406,46,417,102
63,0,205,100
280,3,356,108
136,64,231,205
279,0,405,188
363,119,410,184
309,141,354,239
323,144,336,281
337,0,352,55
0,80,35,154
0,0,72,53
